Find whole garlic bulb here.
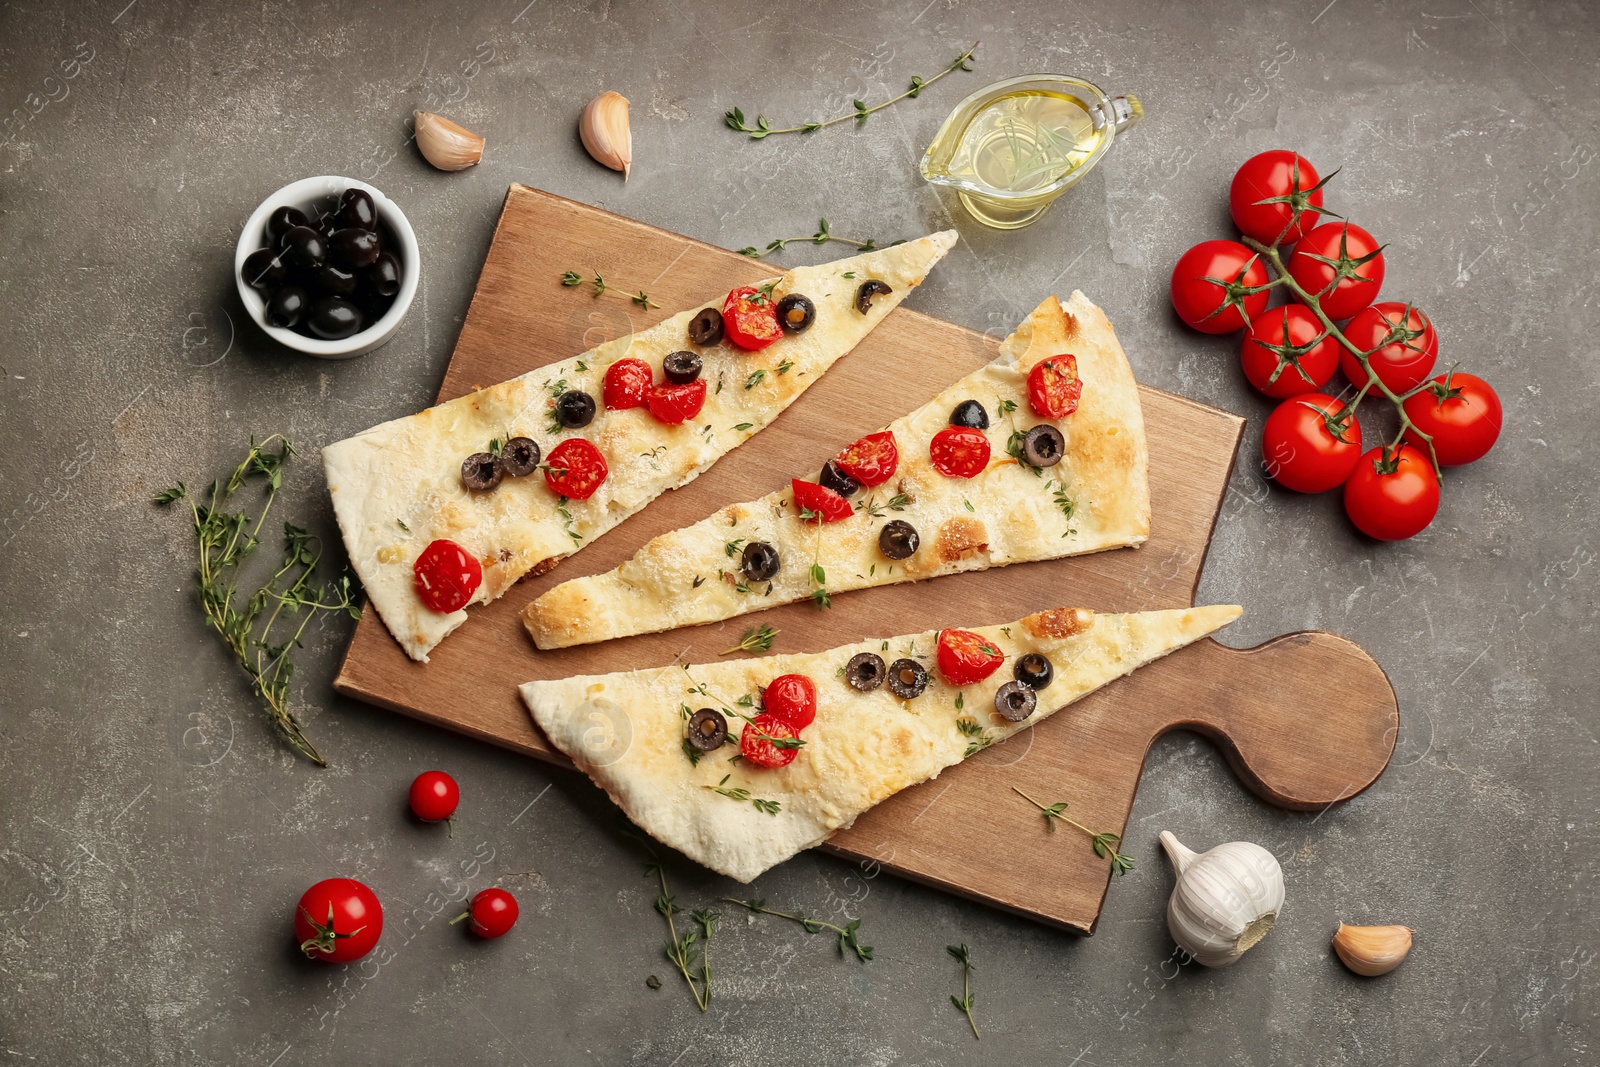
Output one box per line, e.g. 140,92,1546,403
1159,831,1284,967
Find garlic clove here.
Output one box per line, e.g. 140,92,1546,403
414,111,485,172
580,90,632,180
1159,831,1285,968
1332,922,1413,976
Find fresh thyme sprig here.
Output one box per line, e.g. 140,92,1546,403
956,713,993,758
855,491,911,518
720,624,778,656
1011,787,1134,875
154,437,360,766
738,217,905,260
705,774,782,815
645,861,716,1012
559,269,659,309
725,43,978,139
947,943,980,1039
721,897,874,961
797,505,831,608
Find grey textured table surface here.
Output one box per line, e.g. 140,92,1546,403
3,1,1596,1063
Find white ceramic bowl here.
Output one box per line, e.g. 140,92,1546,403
234,175,420,359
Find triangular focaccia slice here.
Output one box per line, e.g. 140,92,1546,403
524,292,1148,650
323,232,956,661
521,605,1239,882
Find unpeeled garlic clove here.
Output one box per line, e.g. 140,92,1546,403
580,90,632,180
414,111,485,172
1332,922,1413,976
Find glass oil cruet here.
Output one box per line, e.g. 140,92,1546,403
920,74,1142,230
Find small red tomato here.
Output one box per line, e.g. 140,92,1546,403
1027,355,1083,418
928,426,991,479
1341,302,1438,392
936,628,1005,686
413,539,483,613
1344,444,1440,541
835,431,899,487
295,877,383,963
722,286,783,351
763,674,817,730
1229,150,1328,246
603,357,653,410
1170,240,1271,334
791,478,854,523
646,379,708,424
543,438,608,500
1403,372,1502,466
409,770,459,828
1287,222,1385,320
739,713,799,769
1240,305,1339,398
1260,393,1363,493
453,888,519,939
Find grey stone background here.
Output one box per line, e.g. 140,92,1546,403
2,0,1595,1063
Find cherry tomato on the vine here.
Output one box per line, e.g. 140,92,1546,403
1027,355,1083,418
646,379,707,425
935,628,1005,686
1403,372,1502,466
1340,302,1438,393
543,438,608,500
602,357,652,410
835,431,899,487
454,888,519,939
409,770,459,827
1287,222,1385,320
928,426,991,479
722,286,783,351
295,877,383,963
413,539,482,613
1170,240,1271,334
1240,304,1339,398
1229,150,1331,246
763,674,817,730
1261,392,1363,493
1343,444,1440,541
791,478,854,523
739,713,799,769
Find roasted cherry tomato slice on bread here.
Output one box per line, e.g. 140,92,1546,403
603,357,652,410
543,438,608,500
1402,372,1501,467
928,426,990,479
413,539,483,613
791,478,854,523
936,628,1005,686
740,713,799,768
722,286,783,351
1340,302,1438,393
295,877,383,963
646,379,707,424
835,431,899,487
1028,355,1083,418
1344,444,1440,541
763,674,817,730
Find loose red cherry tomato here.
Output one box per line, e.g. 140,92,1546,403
936,628,1005,686
791,478,854,523
454,888,519,939
295,877,383,963
1229,150,1329,247
413,539,483,613
603,357,652,410
1403,372,1502,466
543,438,608,500
1344,444,1440,540
928,426,991,478
835,431,899,487
1170,240,1271,334
1340,302,1438,392
1240,304,1339,398
409,770,459,827
739,713,799,769
646,379,707,424
1260,393,1363,493
763,674,817,730
1287,222,1385,320
722,286,783,351
1027,355,1083,418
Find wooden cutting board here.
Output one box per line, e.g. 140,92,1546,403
334,185,1397,933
